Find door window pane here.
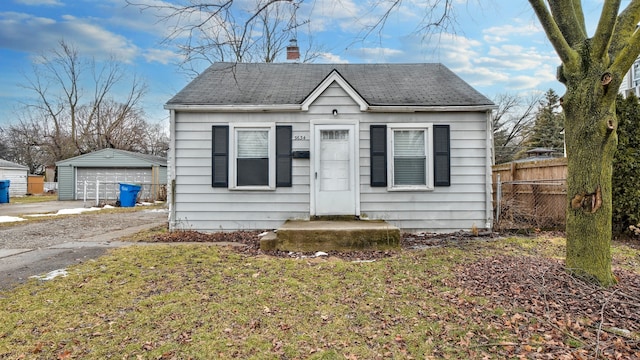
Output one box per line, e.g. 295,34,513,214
320,130,349,191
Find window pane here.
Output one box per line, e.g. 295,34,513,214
237,159,269,186
394,130,426,185
394,130,425,156
236,129,269,186
394,158,426,185
237,130,268,158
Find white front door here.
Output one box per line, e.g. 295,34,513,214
312,123,358,216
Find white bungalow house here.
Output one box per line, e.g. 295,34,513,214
165,63,496,233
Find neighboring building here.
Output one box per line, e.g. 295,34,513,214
620,56,640,98
56,148,167,201
0,158,28,197
165,62,496,233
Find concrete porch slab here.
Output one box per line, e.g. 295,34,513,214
261,220,401,252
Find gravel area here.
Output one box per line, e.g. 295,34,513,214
0,210,167,249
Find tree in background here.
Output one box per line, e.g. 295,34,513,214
0,128,9,160
126,0,324,75
518,89,565,159
492,92,540,164
1,111,55,175
612,94,640,234
3,41,168,174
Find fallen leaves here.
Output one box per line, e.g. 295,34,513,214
455,255,640,359
2,232,639,359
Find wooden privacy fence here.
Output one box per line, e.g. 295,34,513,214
493,158,568,230
27,175,44,195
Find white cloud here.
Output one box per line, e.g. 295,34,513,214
353,47,404,60
105,0,182,38
0,11,139,63
14,0,63,5
316,52,349,64
483,20,542,38
143,48,177,64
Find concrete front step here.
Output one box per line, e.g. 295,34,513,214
260,220,401,252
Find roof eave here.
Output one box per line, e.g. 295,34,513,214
367,105,497,112
164,104,497,113
164,104,302,112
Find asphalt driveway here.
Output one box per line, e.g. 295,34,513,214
0,201,167,290
0,200,88,217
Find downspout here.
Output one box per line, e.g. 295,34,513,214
485,109,494,230
168,109,177,230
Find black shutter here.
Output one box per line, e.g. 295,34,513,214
433,125,450,187
212,125,229,187
276,126,292,187
370,125,387,187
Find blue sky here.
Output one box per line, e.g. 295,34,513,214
0,0,610,127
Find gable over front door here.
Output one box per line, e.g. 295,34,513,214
311,122,359,216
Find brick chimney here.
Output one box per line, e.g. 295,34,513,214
286,39,300,61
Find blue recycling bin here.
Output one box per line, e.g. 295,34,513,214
0,180,10,204
119,183,141,207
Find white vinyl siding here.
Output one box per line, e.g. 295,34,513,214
360,113,490,232
0,167,28,197
170,82,492,233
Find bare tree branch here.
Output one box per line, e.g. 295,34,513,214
126,0,312,75
14,41,155,168
528,0,579,72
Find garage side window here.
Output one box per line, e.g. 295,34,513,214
211,124,292,189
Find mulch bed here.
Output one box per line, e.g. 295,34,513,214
149,230,640,359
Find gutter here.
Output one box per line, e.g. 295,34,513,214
164,104,498,113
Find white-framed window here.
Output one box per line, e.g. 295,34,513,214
387,124,434,190
229,123,276,190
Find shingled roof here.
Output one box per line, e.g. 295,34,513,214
0,158,28,170
166,63,494,108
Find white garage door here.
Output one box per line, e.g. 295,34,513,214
75,167,151,200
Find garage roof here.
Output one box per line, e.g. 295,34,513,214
0,158,29,170
56,149,167,167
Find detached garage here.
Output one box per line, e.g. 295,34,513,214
0,158,29,197
56,149,167,202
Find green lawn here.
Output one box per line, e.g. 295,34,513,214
0,236,638,359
